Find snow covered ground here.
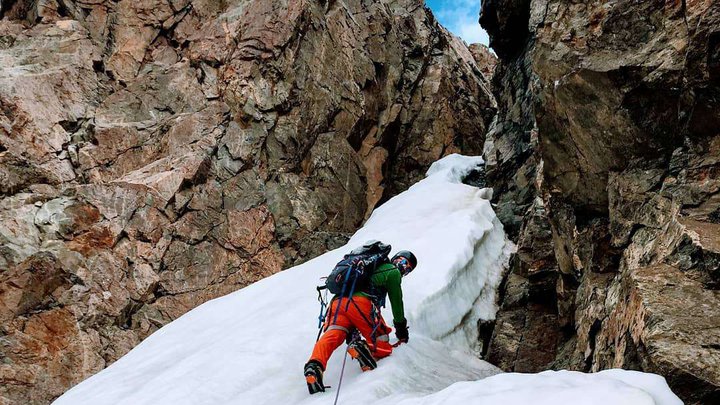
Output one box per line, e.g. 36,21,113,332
54,155,682,405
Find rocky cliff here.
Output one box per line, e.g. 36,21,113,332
0,1,495,403
480,1,720,403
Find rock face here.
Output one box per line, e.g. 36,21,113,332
0,1,495,403
481,0,720,403
468,43,497,82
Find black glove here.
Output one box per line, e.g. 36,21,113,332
394,319,409,343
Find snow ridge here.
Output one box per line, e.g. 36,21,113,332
54,154,682,405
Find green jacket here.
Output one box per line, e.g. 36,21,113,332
354,262,405,324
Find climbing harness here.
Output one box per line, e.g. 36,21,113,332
317,285,383,345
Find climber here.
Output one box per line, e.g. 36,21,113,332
303,248,417,394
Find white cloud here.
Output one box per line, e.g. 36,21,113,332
458,21,490,45
431,0,489,45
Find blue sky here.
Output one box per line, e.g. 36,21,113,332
425,0,489,45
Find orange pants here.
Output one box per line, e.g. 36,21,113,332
309,296,393,370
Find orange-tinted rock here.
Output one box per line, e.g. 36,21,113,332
468,44,497,82
226,206,275,255
0,1,496,403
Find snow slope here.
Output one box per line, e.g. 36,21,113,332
54,154,682,405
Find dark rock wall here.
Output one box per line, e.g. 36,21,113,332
481,0,720,403
0,1,496,403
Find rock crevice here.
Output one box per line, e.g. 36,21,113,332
481,1,720,403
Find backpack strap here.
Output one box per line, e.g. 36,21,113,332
332,264,355,325
343,262,363,312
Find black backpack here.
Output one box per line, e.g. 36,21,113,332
325,240,392,296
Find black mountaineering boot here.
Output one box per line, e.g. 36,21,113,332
347,339,377,372
304,360,325,394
